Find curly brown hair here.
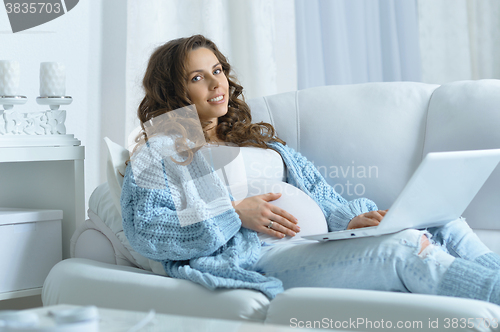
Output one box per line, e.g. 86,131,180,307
133,34,285,165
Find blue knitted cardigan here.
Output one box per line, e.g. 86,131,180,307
121,137,378,299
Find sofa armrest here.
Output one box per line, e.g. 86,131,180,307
42,258,270,323
266,288,500,331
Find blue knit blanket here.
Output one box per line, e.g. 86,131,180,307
121,136,377,298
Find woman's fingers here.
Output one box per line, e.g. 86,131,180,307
262,219,286,238
355,217,380,229
265,220,293,238
264,211,300,237
261,192,283,202
366,210,384,222
347,213,381,229
237,193,300,239
378,209,388,216
258,192,300,238
363,217,381,227
268,204,298,224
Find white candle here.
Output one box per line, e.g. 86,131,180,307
40,62,66,97
0,60,21,96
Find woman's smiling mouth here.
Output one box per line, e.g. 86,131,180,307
208,94,224,103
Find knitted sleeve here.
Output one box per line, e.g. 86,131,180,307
274,143,378,231
121,136,241,262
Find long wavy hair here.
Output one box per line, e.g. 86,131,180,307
133,34,285,165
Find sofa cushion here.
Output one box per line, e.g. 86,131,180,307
42,258,270,323
422,80,500,231
266,287,500,329
249,82,439,210
87,182,167,275
71,219,122,265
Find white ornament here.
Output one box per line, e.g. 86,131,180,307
0,114,6,135
0,110,67,135
4,110,24,134
0,60,21,96
40,62,66,97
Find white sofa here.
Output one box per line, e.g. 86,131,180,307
43,80,500,331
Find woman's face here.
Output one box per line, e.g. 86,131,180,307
185,47,229,125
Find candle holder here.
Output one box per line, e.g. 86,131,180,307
36,96,73,110
0,60,22,107
0,61,79,146
0,95,27,112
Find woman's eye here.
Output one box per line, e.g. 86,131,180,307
214,68,222,75
191,75,202,82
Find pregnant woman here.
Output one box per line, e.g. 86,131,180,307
121,35,500,304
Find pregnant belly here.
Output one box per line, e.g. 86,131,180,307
240,180,328,241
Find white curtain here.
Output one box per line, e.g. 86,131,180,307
294,0,422,89
124,0,425,140
418,0,500,84
125,0,297,142
124,0,500,143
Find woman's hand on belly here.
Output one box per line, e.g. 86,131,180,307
232,192,301,238
347,210,388,229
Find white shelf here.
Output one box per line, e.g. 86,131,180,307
0,134,81,148
0,288,42,301
0,138,84,303
0,145,84,162
0,144,85,261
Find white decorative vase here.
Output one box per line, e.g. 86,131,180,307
40,62,66,97
0,60,21,96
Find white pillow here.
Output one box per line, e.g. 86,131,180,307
104,137,129,215
101,137,166,275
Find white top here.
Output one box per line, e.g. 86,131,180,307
200,145,328,244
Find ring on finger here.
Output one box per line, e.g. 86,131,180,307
267,221,274,229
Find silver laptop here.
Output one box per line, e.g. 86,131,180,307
303,149,500,242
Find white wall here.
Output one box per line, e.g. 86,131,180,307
0,0,104,310
1,0,128,214
99,0,127,183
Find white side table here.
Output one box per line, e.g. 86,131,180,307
0,139,85,301
20,305,323,331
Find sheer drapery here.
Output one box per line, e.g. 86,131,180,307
418,0,500,84
123,0,500,140
125,0,297,140
294,0,422,89
124,0,423,138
